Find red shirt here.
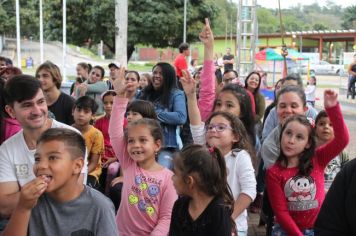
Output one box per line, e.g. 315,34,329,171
266,104,349,236
174,54,187,78
94,116,115,162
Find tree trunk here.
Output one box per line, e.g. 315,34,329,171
115,0,128,67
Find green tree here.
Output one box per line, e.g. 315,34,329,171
0,0,38,38
313,23,328,30
341,5,356,29
42,0,219,59
0,1,14,34
257,8,279,33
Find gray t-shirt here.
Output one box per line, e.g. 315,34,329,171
29,186,118,236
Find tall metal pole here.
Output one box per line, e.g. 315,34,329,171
39,0,44,63
62,0,67,81
183,0,187,43
15,0,21,68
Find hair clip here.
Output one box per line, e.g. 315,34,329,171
208,147,215,154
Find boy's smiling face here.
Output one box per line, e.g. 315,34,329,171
33,140,83,196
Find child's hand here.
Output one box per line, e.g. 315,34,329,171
17,177,47,211
111,176,123,186
324,89,338,108
113,67,130,98
102,157,117,168
180,70,197,97
199,18,214,47
78,83,88,96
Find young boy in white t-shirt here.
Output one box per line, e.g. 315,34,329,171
2,128,118,236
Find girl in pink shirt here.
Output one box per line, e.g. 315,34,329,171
109,67,177,236
266,90,349,236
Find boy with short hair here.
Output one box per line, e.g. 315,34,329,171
72,96,104,189
0,75,83,223
2,128,118,236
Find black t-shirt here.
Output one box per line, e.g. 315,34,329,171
314,159,356,235
48,92,75,125
169,196,232,236
223,54,234,71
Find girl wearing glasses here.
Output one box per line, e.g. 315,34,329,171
180,19,256,236
181,75,256,236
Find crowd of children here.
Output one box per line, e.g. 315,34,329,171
0,18,352,236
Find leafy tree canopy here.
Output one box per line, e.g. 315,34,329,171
341,5,356,29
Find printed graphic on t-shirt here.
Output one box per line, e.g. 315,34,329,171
128,174,162,217
284,175,318,211
324,156,341,181
15,164,30,179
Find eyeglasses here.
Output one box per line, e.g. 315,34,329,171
205,123,232,132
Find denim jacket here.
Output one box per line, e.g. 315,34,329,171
153,89,187,149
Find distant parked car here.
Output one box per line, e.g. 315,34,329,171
302,60,344,75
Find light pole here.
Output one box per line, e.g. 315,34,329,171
39,0,44,63
15,0,21,68
62,0,67,81
183,0,187,43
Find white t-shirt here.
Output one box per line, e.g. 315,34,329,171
190,123,257,231
305,84,316,102
0,119,84,187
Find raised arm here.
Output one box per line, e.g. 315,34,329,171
198,18,216,121
108,67,132,168
180,70,201,126
316,90,349,167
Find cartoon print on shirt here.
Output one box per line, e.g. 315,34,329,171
139,182,148,190
128,174,162,217
138,200,147,211
148,184,160,197
324,157,341,181
146,205,155,216
284,175,318,211
129,194,139,205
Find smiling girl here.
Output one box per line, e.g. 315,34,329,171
109,67,177,236
266,90,349,236
76,65,108,115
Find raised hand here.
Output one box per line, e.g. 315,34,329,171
324,89,338,108
113,67,129,97
199,18,214,47
17,177,47,211
180,70,197,97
